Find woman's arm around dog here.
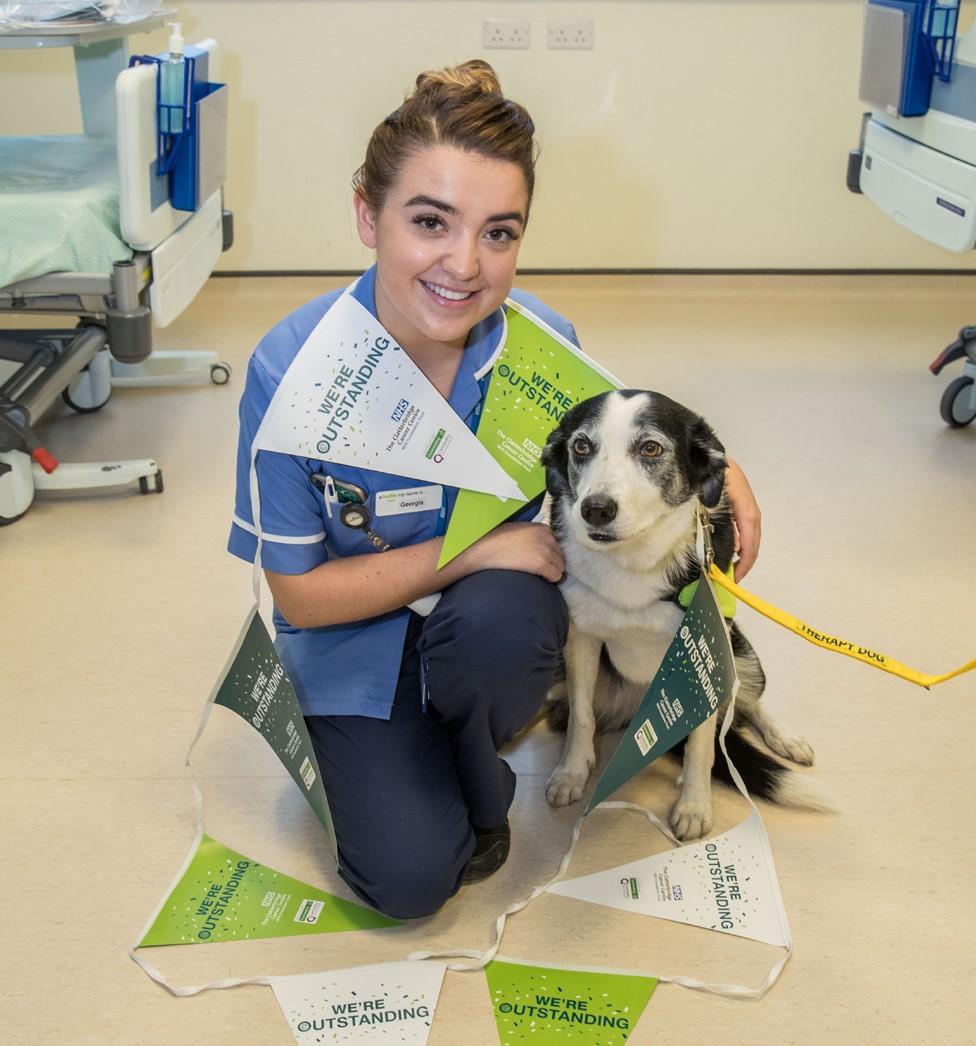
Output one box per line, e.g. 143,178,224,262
726,456,761,580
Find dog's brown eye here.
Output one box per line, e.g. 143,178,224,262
572,437,590,457
641,441,662,458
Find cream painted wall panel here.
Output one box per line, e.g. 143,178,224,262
1,1,974,271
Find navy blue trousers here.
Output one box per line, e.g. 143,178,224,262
305,569,568,920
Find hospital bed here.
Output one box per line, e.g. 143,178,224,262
848,0,976,427
0,12,232,523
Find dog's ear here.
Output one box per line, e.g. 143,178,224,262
541,425,571,497
687,417,726,508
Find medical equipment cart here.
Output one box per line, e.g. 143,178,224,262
847,0,976,426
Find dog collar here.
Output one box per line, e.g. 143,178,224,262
678,563,737,619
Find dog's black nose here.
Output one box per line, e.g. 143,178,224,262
580,495,617,526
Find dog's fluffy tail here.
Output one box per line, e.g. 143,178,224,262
715,729,838,812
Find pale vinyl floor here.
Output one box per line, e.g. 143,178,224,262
2,274,974,1046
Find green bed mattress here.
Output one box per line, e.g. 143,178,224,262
0,135,133,288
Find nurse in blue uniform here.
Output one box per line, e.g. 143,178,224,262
229,60,762,919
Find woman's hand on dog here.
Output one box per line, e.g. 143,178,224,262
725,457,762,581
458,522,566,583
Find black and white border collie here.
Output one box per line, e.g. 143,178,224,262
542,389,827,840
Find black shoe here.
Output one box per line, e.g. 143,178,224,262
461,821,511,884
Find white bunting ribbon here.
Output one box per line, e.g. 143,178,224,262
410,696,793,999
128,610,278,995
135,302,795,1005
410,575,794,1000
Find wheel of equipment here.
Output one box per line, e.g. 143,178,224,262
0,451,35,524
61,349,113,413
62,385,111,413
139,469,165,495
210,362,232,385
940,375,976,428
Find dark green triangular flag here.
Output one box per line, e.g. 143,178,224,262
213,608,338,863
585,574,736,813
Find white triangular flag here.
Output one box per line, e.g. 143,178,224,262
547,811,791,948
254,290,524,501
271,960,446,1044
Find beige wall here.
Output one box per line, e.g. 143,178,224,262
3,1,975,272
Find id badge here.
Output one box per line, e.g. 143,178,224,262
374,485,443,517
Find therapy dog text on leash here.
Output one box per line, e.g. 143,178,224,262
542,389,831,840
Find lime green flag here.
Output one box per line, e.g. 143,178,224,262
438,303,617,568
485,958,656,1043
139,835,397,947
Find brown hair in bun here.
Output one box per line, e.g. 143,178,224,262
353,59,536,217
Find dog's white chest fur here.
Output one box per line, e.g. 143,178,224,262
560,545,686,685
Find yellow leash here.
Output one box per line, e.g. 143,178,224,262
708,564,976,689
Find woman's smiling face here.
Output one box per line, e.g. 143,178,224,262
354,145,528,356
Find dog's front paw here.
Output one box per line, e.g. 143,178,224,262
763,726,815,766
546,764,590,807
670,796,713,841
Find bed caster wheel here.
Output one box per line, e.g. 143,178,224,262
940,376,976,428
0,504,29,525
210,362,232,385
139,469,164,494
62,386,111,413
62,348,112,413
0,451,33,524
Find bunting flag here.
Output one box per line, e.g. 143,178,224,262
541,572,792,979
484,958,657,1044
547,810,791,948
438,301,618,567
271,961,446,1044
585,571,735,813
253,288,523,500
138,834,397,948
129,612,399,993
210,605,337,862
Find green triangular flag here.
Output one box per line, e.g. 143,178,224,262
485,958,657,1043
585,574,736,813
438,303,616,567
139,835,397,947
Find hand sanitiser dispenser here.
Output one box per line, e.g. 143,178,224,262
127,33,228,214
159,22,187,134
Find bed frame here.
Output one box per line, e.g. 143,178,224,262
0,18,233,523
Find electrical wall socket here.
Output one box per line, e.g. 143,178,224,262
547,18,595,50
482,18,531,50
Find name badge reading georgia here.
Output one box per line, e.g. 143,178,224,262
374,485,443,517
